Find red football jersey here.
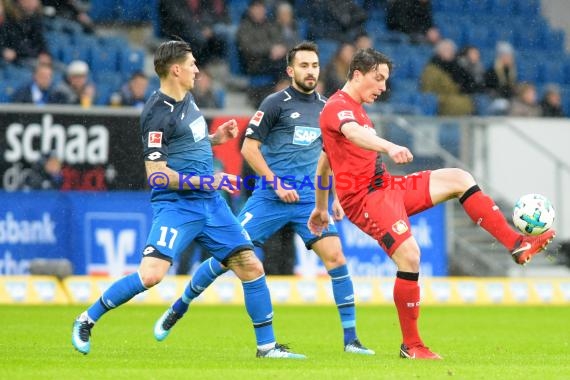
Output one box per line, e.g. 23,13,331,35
320,90,386,216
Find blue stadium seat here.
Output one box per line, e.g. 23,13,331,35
438,122,461,157
436,0,464,14
513,0,540,17
465,24,495,49
91,44,120,75
94,71,123,90
489,0,514,16
119,48,146,77
147,75,160,96
437,23,464,46
119,0,151,22
541,61,564,84
45,31,71,62
543,29,565,52
492,25,515,45
0,79,26,102
227,38,242,75
465,0,490,14
89,0,119,22
513,24,540,50
472,93,493,116
94,82,114,105
148,0,161,37
229,0,249,24
315,39,339,68
365,19,386,36
517,61,542,83
59,45,92,65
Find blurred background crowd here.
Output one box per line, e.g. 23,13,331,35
0,0,568,117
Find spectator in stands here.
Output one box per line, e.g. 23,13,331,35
354,32,373,50
42,0,94,33
52,60,95,107
111,71,149,109
158,0,228,66
237,0,287,106
191,69,224,109
11,62,60,104
322,42,355,97
22,152,63,190
387,0,440,45
485,41,517,99
509,82,541,117
301,0,367,42
1,0,49,66
540,84,565,117
420,39,474,116
457,45,486,93
274,1,300,49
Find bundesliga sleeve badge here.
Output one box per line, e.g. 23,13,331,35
250,110,264,126
148,131,163,148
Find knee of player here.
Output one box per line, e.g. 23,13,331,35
392,247,421,272
138,271,164,288
450,168,476,193
321,249,346,269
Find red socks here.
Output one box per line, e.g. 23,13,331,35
393,272,423,348
460,185,520,250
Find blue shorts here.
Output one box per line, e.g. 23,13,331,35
145,194,253,263
237,196,338,249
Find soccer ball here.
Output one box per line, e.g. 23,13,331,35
512,194,555,235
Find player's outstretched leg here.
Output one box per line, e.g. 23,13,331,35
72,272,147,354
459,185,556,264
328,265,374,355
154,257,227,341
313,238,374,355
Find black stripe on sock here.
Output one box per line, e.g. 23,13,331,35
337,303,355,309
396,271,419,282
99,297,111,311
459,185,481,204
253,321,273,329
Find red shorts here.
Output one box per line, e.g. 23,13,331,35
348,170,433,256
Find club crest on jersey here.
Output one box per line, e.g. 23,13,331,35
250,110,264,126
293,126,321,146
392,220,409,235
148,132,163,148
337,110,354,121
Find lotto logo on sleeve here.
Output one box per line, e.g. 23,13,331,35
148,132,163,148
250,110,264,126
337,110,355,121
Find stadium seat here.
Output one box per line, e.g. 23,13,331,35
89,0,119,22
464,24,495,49
517,61,542,83
91,44,120,75
315,39,339,68
229,0,249,24
438,122,461,158
436,0,464,14
438,23,464,47
0,79,26,103
119,48,146,77
472,93,493,116
465,0,490,14
513,0,540,17
489,0,514,16
94,71,123,90
543,29,565,52
541,61,564,84
45,31,71,62
94,82,115,105
413,93,438,116
119,0,151,22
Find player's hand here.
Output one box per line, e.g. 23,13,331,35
331,198,345,221
211,119,238,145
308,208,329,236
275,186,300,203
213,172,239,194
388,144,413,165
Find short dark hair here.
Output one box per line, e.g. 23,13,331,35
286,41,319,66
154,40,193,78
348,48,392,80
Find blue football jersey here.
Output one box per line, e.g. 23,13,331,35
141,91,215,201
244,86,327,202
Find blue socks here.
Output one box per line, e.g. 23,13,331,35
242,275,275,346
172,257,227,315
87,272,147,322
328,264,357,345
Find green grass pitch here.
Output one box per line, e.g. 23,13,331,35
0,305,569,380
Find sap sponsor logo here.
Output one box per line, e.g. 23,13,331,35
430,282,451,302
510,282,529,302
0,251,30,274
0,212,56,245
3,114,109,164
250,110,264,126
34,281,56,301
486,283,505,303
148,131,163,148
292,126,321,146
296,281,317,302
268,281,291,302
68,281,92,303
534,283,554,302
5,281,27,302
456,282,477,303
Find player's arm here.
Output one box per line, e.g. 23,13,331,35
341,122,413,164
308,151,332,236
241,137,299,202
209,119,238,145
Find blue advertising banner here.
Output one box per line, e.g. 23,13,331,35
1,192,447,276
